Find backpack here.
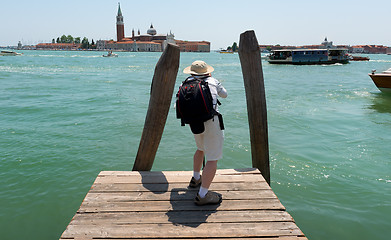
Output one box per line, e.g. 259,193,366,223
176,76,223,134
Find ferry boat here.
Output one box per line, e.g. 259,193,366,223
369,68,391,92
267,49,349,65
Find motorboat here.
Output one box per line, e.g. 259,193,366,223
0,50,23,56
218,50,234,54
369,68,391,92
102,51,118,57
349,55,370,61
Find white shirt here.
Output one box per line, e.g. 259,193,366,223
194,75,227,112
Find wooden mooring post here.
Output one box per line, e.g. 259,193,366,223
238,30,270,185
132,43,180,171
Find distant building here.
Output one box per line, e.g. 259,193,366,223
116,3,125,42
351,45,388,54
351,46,364,53
260,38,356,53
98,3,210,52
36,43,81,50
175,40,210,52
321,37,333,48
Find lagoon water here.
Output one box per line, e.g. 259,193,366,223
1,50,390,240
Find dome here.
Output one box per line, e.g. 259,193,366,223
147,24,157,36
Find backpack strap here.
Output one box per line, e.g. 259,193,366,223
217,112,224,130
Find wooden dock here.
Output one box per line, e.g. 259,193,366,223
60,168,307,239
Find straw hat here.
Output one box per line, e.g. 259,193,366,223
183,60,214,75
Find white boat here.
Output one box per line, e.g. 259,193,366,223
369,68,391,92
0,50,23,56
102,51,118,57
218,50,234,54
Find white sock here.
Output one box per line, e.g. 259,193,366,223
193,171,201,180
198,186,208,198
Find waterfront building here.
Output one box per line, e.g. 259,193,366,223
36,43,81,50
351,45,365,53
350,45,388,54
98,3,210,52
175,40,210,52
33,3,210,52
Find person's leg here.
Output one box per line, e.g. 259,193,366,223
189,149,203,188
200,160,217,189
198,160,217,198
193,149,204,174
195,160,222,205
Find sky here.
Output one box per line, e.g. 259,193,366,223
1,0,390,50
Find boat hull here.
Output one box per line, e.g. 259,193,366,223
350,56,369,61
369,73,391,92
0,51,22,56
268,59,349,65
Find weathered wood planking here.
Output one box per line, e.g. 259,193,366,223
60,168,306,240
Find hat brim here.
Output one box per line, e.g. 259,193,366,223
183,65,214,75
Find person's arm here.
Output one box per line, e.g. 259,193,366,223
217,81,227,98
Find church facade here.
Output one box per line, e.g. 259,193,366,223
96,3,210,52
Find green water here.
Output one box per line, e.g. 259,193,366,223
1,50,390,240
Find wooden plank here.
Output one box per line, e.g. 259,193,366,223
68,210,293,225
83,189,277,202
94,174,267,184
99,168,261,176
66,238,307,240
91,181,270,192
61,222,303,239
78,199,285,213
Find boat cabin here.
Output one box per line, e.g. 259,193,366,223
267,48,349,65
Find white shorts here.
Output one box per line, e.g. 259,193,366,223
194,115,224,161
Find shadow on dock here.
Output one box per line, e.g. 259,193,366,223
140,171,169,194
166,188,220,228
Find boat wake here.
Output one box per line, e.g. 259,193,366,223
371,59,391,63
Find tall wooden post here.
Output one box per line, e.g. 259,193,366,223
133,43,180,171
238,30,270,184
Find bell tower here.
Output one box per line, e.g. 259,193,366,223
116,3,125,42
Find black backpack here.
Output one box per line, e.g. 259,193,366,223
176,76,223,134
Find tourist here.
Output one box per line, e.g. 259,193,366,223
182,60,228,205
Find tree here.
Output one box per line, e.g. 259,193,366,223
81,37,89,49
56,37,60,43
66,35,74,43
60,35,67,43
90,39,96,49
52,39,55,43
232,42,238,52
74,37,81,44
